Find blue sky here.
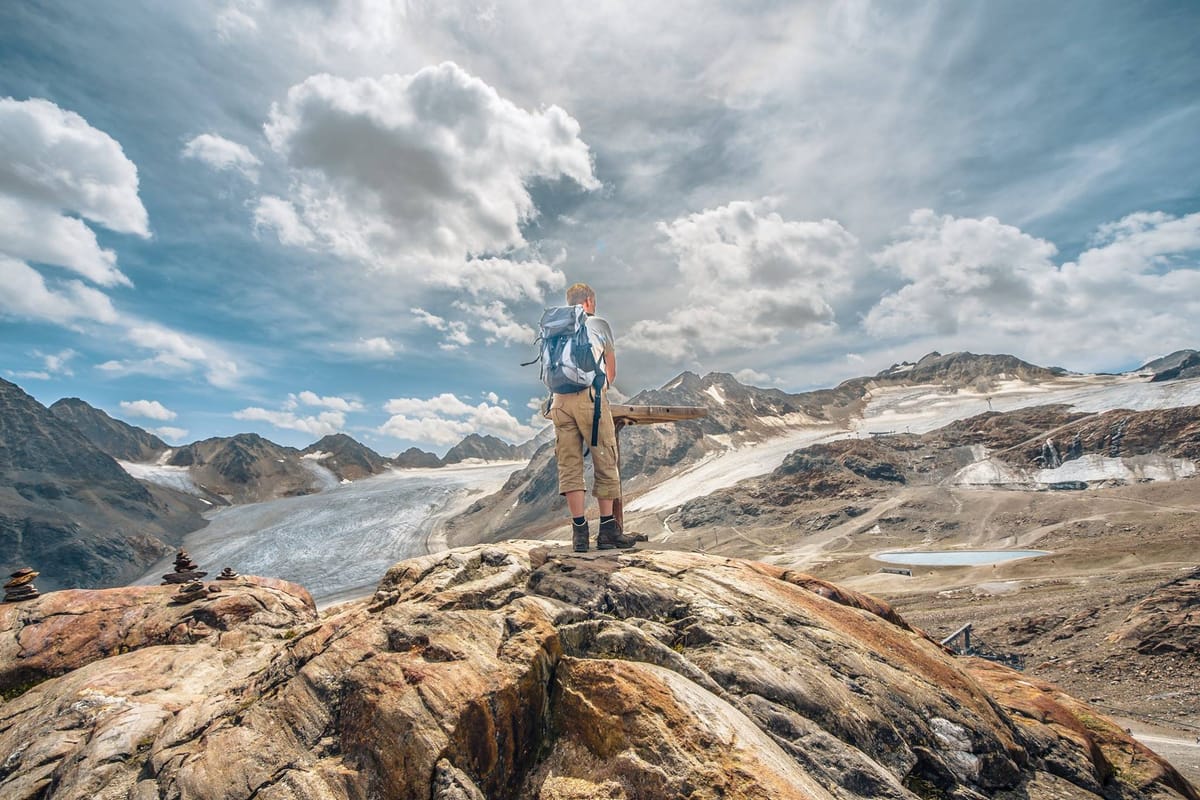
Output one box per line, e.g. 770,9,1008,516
2,1,1198,455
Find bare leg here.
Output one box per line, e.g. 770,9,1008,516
598,497,613,516
566,490,586,518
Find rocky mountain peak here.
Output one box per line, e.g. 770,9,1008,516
442,433,521,464
303,433,389,481
391,446,443,469
47,396,168,462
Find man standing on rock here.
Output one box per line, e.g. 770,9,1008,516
551,283,638,552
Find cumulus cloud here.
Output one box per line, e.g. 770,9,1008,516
233,390,366,438
254,62,595,342
233,406,346,437
379,391,536,447
623,199,863,362
733,368,774,386
294,390,364,412
0,98,243,389
119,399,177,420
351,336,398,357
153,426,190,442
261,63,597,260
864,210,1059,337
0,97,149,236
863,209,1200,370
182,133,261,181
0,256,121,325
0,196,130,287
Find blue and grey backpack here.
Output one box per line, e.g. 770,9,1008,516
523,305,606,446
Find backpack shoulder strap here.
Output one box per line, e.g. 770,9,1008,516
590,371,606,447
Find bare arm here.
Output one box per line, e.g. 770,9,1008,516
606,350,617,385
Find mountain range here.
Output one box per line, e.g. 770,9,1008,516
4,349,1198,590
0,382,533,589
0,379,207,590
442,350,1123,544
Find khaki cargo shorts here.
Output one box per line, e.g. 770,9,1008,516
550,388,620,499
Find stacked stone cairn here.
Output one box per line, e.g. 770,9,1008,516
217,567,239,580
5,568,39,602
171,579,208,605
161,550,207,585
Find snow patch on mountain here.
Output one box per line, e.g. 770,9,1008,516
118,460,205,497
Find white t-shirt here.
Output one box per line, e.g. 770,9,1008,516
585,314,615,365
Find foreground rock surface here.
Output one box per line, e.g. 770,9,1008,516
0,545,1194,800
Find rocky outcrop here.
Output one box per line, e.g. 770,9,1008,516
47,397,168,462
1,545,1193,799
442,433,525,464
166,433,327,503
302,433,390,481
1109,567,1200,657
0,575,315,696
0,378,207,590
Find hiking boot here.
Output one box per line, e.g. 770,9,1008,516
597,518,638,550
572,519,590,552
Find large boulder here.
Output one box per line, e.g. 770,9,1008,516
0,545,1194,800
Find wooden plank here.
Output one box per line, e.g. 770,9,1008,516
609,405,707,532
610,404,708,425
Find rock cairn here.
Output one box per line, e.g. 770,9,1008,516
162,550,207,585
217,567,239,580
171,580,208,604
5,568,40,602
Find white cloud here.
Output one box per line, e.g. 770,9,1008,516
0,196,130,287
182,133,261,181
295,390,364,412
384,393,475,417
0,97,149,236
258,63,596,288
352,336,398,357
863,209,1200,371
253,195,316,246
233,406,346,437
95,325,240,389
11,348,78,380
864,210,1058,338
412,306,472,350
153,426,190,442
120,399,177,420
429,257,565,303
0,256,121,325
623,199,863,362
459,300,532,346
379,391,537,447
0,98,242,390
733,368,773,386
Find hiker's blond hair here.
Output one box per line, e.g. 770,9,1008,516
565,282,594,305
